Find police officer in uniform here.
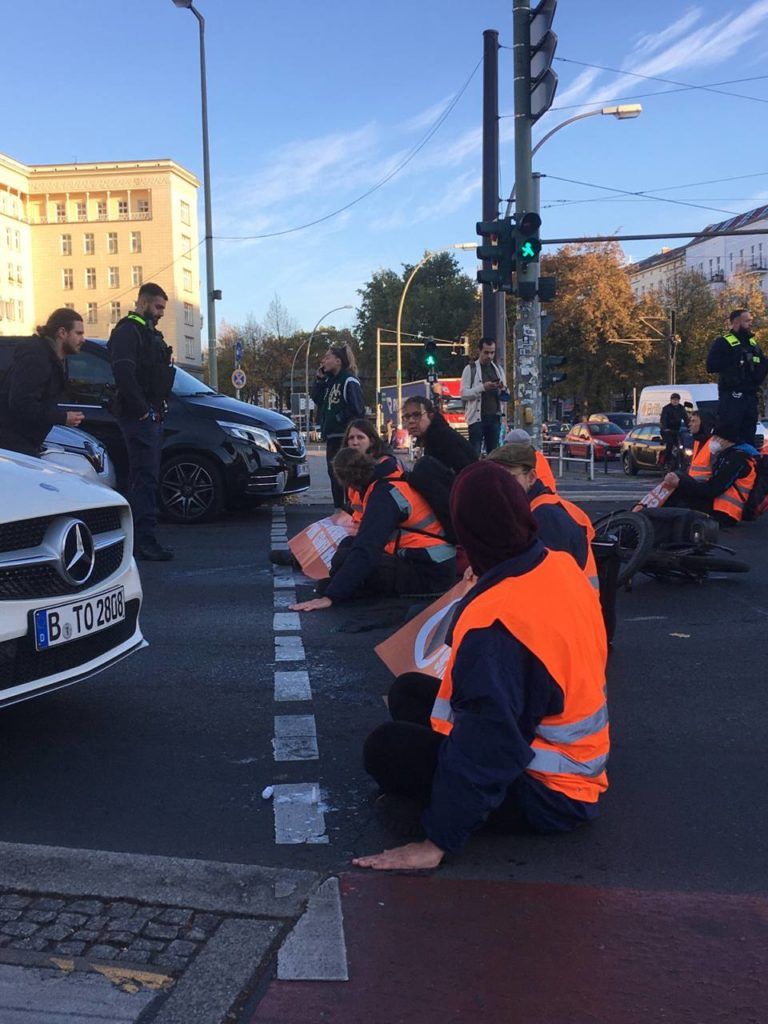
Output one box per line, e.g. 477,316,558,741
108,283,175,561
706,309,768,445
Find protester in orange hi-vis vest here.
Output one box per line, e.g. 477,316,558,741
290,447,456,614
341,419,400,522
353,460,608,872
503,427,557,491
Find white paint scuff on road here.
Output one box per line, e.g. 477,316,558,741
275,636,306,662
273,715,319,761
274,670,312,702
273,612,302,632
277,877,349,981
272,783,329,844
273,576,296,589
273,591,297,609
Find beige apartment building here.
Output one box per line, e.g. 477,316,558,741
0,151,202,370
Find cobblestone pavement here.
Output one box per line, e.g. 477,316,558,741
0,892,221,973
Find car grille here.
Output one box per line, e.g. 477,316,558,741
0,599,139,692
275,429,305,459
0,543,124,600
246,472,282,493
0,507,122,555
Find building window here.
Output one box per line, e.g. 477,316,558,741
137,198,150,215
60,233,72,256
17,300,24,322
184,335,195,360
14,230,20,252
5,300,14,321
97,200,107,220
16,265,22,285
183,268,193,292
180,200,191,225
77,200,87,221
108,266,120,288
84,233,95,255
7,262,13,283
760,243,764,266
110,301,121,324
132,265,143,286
183,302,194,326
87,302,98,324
62,268,73,290
85,267,96,289
5,228,11,247
730,253,734,272
107,232,118,254
64,302,75,310
117,199,128,218
56,202,66,223
182,234,192,258
130,231,141,253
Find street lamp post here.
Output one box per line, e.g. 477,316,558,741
395,244,475,424
301,304,354,439
172,0,219,390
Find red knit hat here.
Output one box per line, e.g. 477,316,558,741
450,461,538,576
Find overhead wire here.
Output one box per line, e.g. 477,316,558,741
544,174,740,216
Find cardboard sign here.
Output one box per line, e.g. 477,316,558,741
288,512,358,580
637,480,675,509
374,579,473,680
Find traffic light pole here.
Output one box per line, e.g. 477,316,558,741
512,0,542,441
481,29,506,373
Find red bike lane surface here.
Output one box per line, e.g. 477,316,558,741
251,873,768,1024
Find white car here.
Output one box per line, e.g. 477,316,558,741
42,425,117,489
0,449,145,708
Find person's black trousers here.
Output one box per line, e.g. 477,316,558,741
718,391,759,445
329,543,455,600
118,414,163,546
0,430,41,458
325,436,345,509
468,416,502,457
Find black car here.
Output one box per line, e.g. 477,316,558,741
621,422,693,475
0,337,309,522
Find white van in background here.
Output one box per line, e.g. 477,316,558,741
637,383,764,447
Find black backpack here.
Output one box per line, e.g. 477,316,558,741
743,455,768,520
405,455,457,544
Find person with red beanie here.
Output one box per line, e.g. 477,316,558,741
354,461,609,871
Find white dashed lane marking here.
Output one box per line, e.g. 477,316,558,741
273,714,319,761
275,636,306,661
273,612,302,632
272,782,329,844
274,590,297,609
274,670,312,702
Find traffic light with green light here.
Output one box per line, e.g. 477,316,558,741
516,211,542,269
423,337,438,382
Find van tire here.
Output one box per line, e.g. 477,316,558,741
159,454,224,523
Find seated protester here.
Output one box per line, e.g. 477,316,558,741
353,461,609,871
487,441,594,581
688,409,715,460
661,419,759,527
291,447,456,612
504,427,558,492
402,396,477,476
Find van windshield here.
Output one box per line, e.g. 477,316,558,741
173,367,216,396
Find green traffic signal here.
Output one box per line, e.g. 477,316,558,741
520,241,536,259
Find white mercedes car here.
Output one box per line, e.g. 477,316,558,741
0,449,145,708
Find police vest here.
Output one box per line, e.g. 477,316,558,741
535,451,557,492
361,468,454,561
723,332,763,383
430,549,609,803
123,312,175,402
529,491,599,590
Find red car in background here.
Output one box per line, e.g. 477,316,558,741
565,421,626,460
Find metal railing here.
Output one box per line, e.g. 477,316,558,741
542,440,597,481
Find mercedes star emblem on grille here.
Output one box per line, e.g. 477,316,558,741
58,519,96,586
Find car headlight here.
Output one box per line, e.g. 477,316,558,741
217,420,275,452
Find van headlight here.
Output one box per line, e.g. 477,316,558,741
217,420,275,452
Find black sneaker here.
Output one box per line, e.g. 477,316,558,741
269,549,296,566
135,540,174,562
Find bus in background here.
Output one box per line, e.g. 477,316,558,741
379,378,469,440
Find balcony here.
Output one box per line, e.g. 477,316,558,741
32,209,152,226
746,263,768,274
709,272,725,283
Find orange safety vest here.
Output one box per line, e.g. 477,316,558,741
361,468,454,559
529,491,599,590
688,438,757,522
688,436,716,481
347,486,365,523
536,451,557,492
430,550,609,803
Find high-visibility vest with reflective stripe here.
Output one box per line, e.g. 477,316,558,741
361,469,454,559
430,549,609,803
724,331,760,357
347,486,364,524
529,491,599,590
689,437,716,481
535,451,557,492
713,458,757,522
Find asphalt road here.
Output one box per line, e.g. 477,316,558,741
1,464,766,896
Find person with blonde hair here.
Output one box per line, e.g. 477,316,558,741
311,343,365,508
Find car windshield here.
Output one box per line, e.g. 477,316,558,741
173,367,216,397
589,423,623,435
443,398,463,413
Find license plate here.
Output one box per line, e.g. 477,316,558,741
34,587,126,651
296,463,310,477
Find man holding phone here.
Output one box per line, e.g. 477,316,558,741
460,338,508,456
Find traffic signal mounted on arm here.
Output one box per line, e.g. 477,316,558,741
516,211,542,269
542,354,567,388
423,337,439,383
476,217,515,292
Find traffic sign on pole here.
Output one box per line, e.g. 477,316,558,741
231,368,247,390
235,341,244,364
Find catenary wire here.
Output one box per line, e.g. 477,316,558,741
214,58,482,242
544,174,744,216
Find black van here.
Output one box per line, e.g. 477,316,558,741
0,337,310,522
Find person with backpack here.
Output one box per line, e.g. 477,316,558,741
290,447,456,611
0,308,85,457
460,337,508,456
311,343,365,509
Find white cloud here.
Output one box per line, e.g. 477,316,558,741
404,96,452,132
632,8,703,59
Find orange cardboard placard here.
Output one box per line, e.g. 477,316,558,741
288,512,358,580
374,579,473,680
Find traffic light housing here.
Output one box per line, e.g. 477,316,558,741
476,217,515,292
528,0,558,123
515,211,542,269
423,337,438,383
542,354,567,388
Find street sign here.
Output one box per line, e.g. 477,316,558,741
235,341,243,363
231,368,247,389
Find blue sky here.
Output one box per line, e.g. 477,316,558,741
7,1,768,333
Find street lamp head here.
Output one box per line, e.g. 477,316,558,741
172,0,193,7
602,103,643,120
